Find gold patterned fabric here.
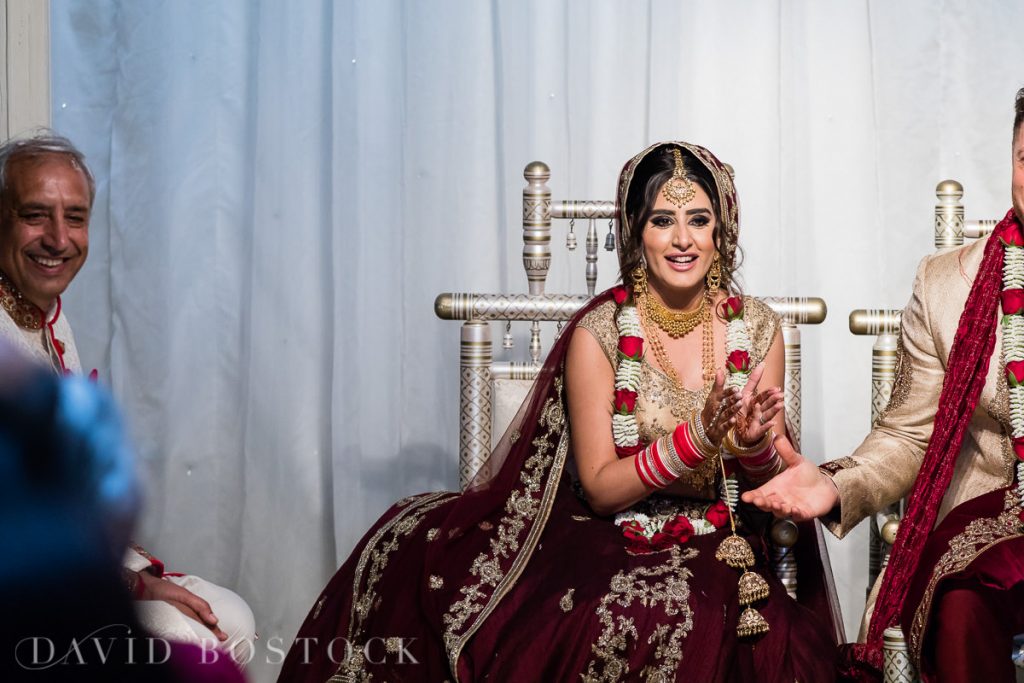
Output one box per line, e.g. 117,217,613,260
822,237,1015,540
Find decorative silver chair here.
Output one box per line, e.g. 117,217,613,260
435,160,829,599
850,180,999,683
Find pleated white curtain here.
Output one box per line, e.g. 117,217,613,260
50,1,1024,679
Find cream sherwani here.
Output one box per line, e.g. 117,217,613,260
821,236,1016,637
823,236,1014,537
0,298,81,374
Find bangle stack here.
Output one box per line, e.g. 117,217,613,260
689,413,718,458
634,417,710,489
723,429,781,484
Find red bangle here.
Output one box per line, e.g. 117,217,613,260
741,444,777,468
672,423,705,469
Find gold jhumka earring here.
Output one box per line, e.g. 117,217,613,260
631,264,648,297
706,252,722,295
661,148,696,208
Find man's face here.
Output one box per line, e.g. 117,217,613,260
0,155,90,311
1014,123,1024,223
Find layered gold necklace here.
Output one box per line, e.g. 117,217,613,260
636,285,715,390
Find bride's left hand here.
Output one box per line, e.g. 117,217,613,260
733,364,784,446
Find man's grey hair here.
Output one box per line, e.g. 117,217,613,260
0,129,95,207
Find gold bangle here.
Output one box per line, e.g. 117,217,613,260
661,435,687,477
688,417,717,458
722,428,772,457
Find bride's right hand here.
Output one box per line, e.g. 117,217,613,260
699,369,742,446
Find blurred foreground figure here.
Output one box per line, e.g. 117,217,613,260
0,341,243,681
0,130,254,667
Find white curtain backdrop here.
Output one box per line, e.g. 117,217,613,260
49,1,1024,679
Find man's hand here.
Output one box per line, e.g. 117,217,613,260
137,571,227,641
740,435,840,521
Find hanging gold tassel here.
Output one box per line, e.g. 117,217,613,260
715,534,755,569
737,570,770,605
713,442,769,637
737,606,770,637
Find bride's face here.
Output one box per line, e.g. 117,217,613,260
641,182,717,306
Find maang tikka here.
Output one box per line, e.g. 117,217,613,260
661,148,696,208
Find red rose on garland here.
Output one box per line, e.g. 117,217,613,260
1007,361,1024,388
649,532,677,550
661,515,694,543
1001,222,1024,248
705,500,730,529
614,442,645,459
617,335,644,360
626,538,654,555
613,388,638,414
1002,289,1024,316
620,520,645,542
720,296,744,321
611,285,629,305
1013,435,1024,461
727,350,751,373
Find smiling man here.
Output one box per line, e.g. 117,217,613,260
0,132,93,373
0,131,255,669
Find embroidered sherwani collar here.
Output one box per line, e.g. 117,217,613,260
0,269,50,330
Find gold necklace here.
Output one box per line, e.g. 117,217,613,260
0,270,43,330
643,290,706,338
638,288,715,390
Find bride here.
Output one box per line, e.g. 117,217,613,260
278,141,841,682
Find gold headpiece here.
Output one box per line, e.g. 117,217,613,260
661,148,696,208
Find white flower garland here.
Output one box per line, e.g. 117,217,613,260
611,303,643,451
1001,243,1024,504
613,509,717,537
724,315,752,391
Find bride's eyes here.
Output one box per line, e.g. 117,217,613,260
689,215,711,228
650,215,674,228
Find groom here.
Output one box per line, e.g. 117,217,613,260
744,87,1024,683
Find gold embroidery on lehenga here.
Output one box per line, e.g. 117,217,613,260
312,596,326,620
430,575,445,590
445,382,571,678
581,546,697,682
907,490,1023,663
426,528,440,541
560,588,576,612
328,491,454,683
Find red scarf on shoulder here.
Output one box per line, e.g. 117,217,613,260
845,209,1022,678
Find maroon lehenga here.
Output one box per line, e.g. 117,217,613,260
279,290,841,682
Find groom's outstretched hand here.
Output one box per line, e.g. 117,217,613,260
740,435,840,522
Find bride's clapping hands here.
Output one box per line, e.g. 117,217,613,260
699,368,743,445
733,364,784,446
